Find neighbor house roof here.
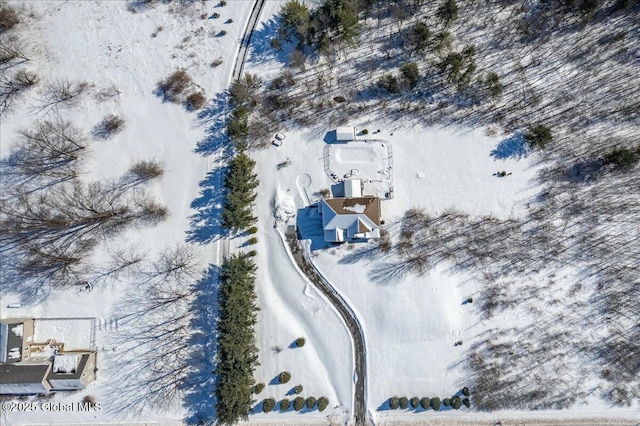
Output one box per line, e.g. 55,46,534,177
0,363,51,395
0,319,25,363
321,197,381,242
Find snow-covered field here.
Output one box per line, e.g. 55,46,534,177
1,0,253,424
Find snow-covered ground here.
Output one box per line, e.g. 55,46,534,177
1,0,253,424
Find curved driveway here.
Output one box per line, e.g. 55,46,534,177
232,2,369,424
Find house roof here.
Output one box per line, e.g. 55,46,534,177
0,320,25,363
0,363,52,395
48,353,89,381
321,197,381,242
323,197,380,225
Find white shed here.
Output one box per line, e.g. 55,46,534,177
335,126,355,141
344,179,362,198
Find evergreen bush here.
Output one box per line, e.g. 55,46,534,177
280,399,290,410
293,397,305,411
389,396,400,409
263,398,276,413
318,396,329,411
306,396,317,409
278,371,291,384
430,397,441,411
410,396,420,408
420,397,430,409
399,396,409,409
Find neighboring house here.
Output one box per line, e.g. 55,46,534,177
0,318,96,395
320,196,381,243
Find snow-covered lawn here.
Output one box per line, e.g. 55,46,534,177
1,0,253,424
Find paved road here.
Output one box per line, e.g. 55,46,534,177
286,232,370,426
231,0,266,82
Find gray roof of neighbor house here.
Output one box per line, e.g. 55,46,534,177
47,353,90,381
0,363,51,395
0,319,25,363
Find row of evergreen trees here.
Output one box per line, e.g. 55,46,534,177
214,254,260,424
221,153,259,231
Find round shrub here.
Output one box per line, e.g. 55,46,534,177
388,396,399,410
463,398,470,408
253,382,265,394
410,396,420,408
186,92,207,110
278,371,291,384
248,237,258,245
362,129,369,135
420,397,430,409
318,396,329,412
430,397,441,411
399,396,409,409
295,337,306,347
262,398,276,413
305,396,317,409
294,384,303,394
462,386,470,396
451,397,462,410
212,12,220,18
443,398,451,407
293,397,305,411
248,226,258,234
248,250,257,257
280,399,290,410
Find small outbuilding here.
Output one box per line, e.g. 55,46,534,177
344,179,362,198
335,126,356,142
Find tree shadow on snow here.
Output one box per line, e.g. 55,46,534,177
247,17,292,66
182,264,221,426
195,92,231,156
186,166,230,244
490,132,528,160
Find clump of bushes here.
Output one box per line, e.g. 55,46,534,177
94,114,125,139
186,92,207,110
293,396,305,411
158,70,192,103
317,396,329,412
262,398,276,413
377,74,400,94
524,124,552,150
0,5,20,32
295,337,306,347
278,371,291,384
604,146,640,170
